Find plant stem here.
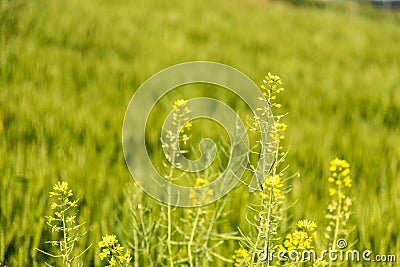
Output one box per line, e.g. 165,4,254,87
250,224,262,266
133,228,139,267
167,203,173,267
166,128,178,267
329,185,342,267
188,209,200,267
61,197,70,267
264,190,274,267
263,115,281,267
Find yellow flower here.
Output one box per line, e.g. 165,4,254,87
98,234,131,265
49,191,60,197
258,211,266,219
53,181,69,193
327,201,337,212
330,158,349,170
99,235,118,248
99,249,110,260
108,257,117,266
264,175,282,187
66,216,76,224
117,249,131,263
343,197,352,210
343,176,352,187
232,248,250,266
184,121,192,130
341,168,350,176
297,219,317,232
46,215,55,223
275,122,288,132
195,178,209,187
311,260,329,267
328,188,336,196
262,175,285,201
283,222,317,253
173,99,187,108
182,134,190,144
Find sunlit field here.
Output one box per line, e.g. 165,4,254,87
1,0,399,266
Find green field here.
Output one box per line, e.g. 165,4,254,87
1,0,399,266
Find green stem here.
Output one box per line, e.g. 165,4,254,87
329,185,342,267
166,126,179,267
133,228,139,267
262,117,281,267
264,190,274,267
250,224,262,266
188,209,200,267
166,179,174,267
61,199,70,267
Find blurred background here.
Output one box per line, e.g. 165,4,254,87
0,0,399,266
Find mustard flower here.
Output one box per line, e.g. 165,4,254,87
232,248,250,267
98,235,131,266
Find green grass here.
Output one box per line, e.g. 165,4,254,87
1,0,399,266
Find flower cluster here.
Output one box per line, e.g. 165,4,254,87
98,235,131,267
232,248,250,267
282,219,318,252
163,99,193,169
250,73,286,134
40,181,88,266
189,177,214,207
172,99,192,135
273,121,288,141
297,219,317,232
328,158,351,194
46,181,80,239
260,72,284,109
259,174,286,204
326,158,352,239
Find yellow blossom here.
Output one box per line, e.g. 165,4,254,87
328,188,336,196
297,219,317,232
53,181,69,193
98,235,118,248
173,99,187,108
66,216,76,224
325,158,352,243
312,260,329,267
195,178,209,187
99,249,110,260
343,176,351,187
99,234,131,266
232,248,250,266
